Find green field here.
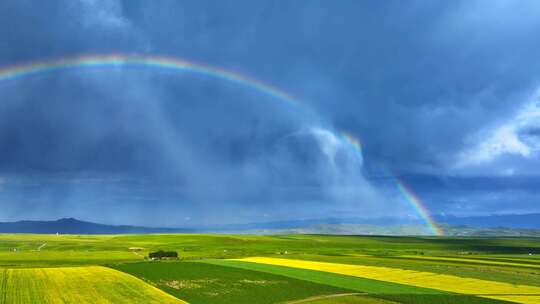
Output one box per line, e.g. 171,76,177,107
1,233,539,303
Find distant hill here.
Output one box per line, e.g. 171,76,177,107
0,218,192,234
218,224,540,237
205,213,540,231
196,213,540,236
441,224,540,237
436,213,540,229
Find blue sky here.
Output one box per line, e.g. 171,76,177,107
0,1,539,226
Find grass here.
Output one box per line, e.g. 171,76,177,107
232,257,540,304
0,266,183,303
111,261,354,304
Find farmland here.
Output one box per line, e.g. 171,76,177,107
0,266,183,303
225,257,540,303
112,261,353,304
206,260,517,304
0,233,539,303
292,295,398,304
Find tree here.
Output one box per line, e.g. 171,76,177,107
149,250,178,259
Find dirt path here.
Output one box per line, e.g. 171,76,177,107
37,243,46,251
283,293,366,304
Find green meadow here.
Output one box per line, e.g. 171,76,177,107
0,233,539,303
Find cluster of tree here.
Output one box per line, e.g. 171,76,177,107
148,250,178,259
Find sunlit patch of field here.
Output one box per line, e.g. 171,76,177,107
235,257,540,304
0,251,138,268
0,266,184,303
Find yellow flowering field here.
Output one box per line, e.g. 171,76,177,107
236,257,540,304
0,266,185,304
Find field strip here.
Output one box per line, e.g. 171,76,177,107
205,260,446,295
0,266,186,304
282,293,365,304
207,260,513,304
394,255,540,269
472,257,540,265
233,257,540,304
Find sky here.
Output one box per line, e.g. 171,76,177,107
0,0,539,226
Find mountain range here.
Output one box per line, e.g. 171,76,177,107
0,218,191,234
0,213,539,235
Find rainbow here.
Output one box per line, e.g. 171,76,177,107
341,131,363,162
396,180,443,235
339,132,443,236
0,54,443,236
0,54,311,115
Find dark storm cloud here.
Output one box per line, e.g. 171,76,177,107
3,0,540,170
120,0,540,173
0,1,145,64
1,0,540,224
